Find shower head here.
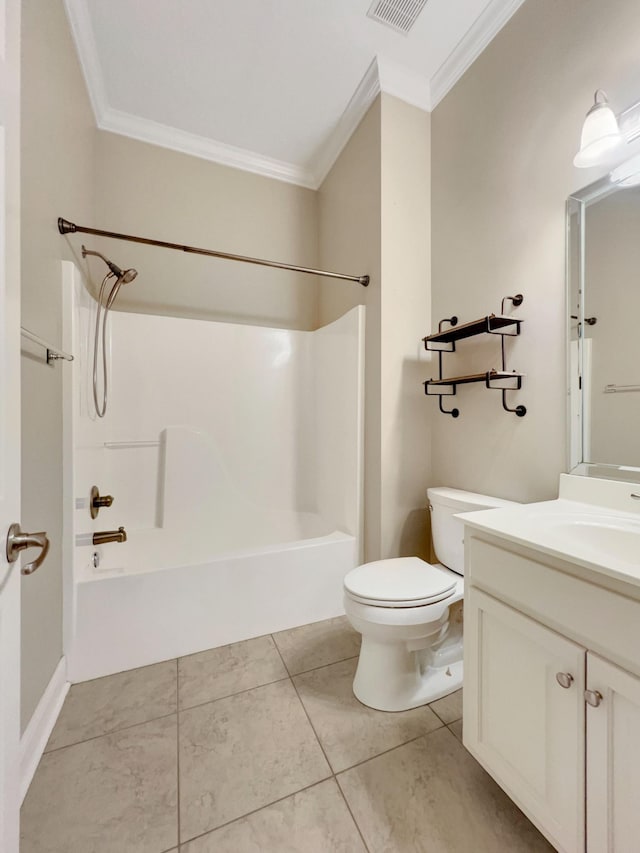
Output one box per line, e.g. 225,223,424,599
118,268,138,284
104,275,134,310
82,245,138,289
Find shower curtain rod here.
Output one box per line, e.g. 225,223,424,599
58,217,369,286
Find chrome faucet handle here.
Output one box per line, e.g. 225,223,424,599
6,523,50,575
90,485,114,519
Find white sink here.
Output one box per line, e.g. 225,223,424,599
537,513,640,565
458,474,640,584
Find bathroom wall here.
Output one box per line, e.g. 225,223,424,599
20,0,96,730
318,97,382,562
319,94,431,561
430,0,640,503
93,132,319,330
379,96,431,559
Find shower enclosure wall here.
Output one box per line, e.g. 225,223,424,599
62,262,364,681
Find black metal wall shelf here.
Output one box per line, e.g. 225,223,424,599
423,314,522,350
423,295,526,418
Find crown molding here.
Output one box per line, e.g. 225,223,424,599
311,56,432,187
98,107,317,188
63,0,109,123
310,57,382,187
430,0,527,109
65,0,523,189
64,0,315,187
377,56,432,113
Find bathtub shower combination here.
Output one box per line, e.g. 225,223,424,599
62,262,364,681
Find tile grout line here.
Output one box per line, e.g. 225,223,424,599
177,778,342,848
60,657,178,688
42,709,179,756
333,724,465,850
286,652,361,678
269,636,372,852
334,722,449,776
270,635,336,773
428,689,464,726
270,632,294,677
334,775,372,853
179,674,291,715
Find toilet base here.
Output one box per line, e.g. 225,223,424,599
351,613,463,713
353,655,463,712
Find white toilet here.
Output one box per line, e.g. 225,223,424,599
344,487,515,712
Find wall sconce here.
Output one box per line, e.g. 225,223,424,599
574,90,623,167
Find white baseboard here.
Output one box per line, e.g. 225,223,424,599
20,657,69,802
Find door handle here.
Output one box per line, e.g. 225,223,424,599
6,523,50,575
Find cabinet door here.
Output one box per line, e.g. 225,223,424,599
586,653,640,852
464,587,585,853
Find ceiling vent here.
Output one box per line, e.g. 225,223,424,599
366,0,428,35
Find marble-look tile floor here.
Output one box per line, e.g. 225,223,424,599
21,616,555,852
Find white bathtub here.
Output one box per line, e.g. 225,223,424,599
69,522,356,682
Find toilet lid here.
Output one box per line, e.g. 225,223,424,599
344,557,457,608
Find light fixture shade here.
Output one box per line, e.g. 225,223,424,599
574,90,623,167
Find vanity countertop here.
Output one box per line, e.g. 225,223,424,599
459,475,640,590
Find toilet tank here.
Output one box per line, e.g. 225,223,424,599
427,487,517,575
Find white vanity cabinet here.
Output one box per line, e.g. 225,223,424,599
463,532,640,853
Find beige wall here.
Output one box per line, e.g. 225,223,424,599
319,97,382,560
319,94,431,561
93,133,319,330
21,0,96,729
380,96,431,559
430,0,640,503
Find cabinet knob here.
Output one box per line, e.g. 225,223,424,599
585,689,603,708
556,672,574,689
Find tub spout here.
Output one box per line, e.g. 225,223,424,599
93,527,127,545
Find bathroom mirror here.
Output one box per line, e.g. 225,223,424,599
567,173,640,482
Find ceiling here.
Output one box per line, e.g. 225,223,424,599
65,0,525,188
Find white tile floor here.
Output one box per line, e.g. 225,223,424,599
21,616,555,852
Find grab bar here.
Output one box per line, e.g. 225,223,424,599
604,383,640,393
21,327,74,365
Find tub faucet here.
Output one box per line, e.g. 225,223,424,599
93,527,127,545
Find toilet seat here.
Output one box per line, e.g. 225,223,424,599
344,557,457,608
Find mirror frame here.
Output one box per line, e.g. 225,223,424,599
566,175,640,483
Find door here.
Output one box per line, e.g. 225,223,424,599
0,0,22,850
464,587,585,853
586,653,640,852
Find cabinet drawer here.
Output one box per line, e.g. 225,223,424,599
466,534,640,678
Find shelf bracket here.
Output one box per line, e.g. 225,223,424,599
501,293,524,313
501,390,527,417
438,396,459,418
